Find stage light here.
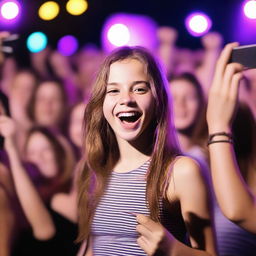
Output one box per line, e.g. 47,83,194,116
26,32,48,53
57,35,78,56
101,13,158,52
107,24,130,47
66,0,88,16
185,12,212,37
38,1,60,21
244,0,256,19
0,0,20,20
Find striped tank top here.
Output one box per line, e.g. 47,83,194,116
91,160,187,255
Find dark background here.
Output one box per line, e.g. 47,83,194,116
0,0,249,65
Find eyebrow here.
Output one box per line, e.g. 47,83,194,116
106,81,150,87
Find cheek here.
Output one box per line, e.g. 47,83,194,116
187,100,199,117
102,98,113,122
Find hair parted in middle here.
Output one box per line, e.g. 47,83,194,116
77,46,181,241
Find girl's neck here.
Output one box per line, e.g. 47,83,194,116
114,137,152,173
177,132,194,152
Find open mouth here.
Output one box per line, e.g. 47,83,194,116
117,111,142,123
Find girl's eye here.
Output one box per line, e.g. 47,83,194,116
107,89,119,94
134,87,147,93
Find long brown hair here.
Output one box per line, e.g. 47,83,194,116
77,46,181,241
232,102,256,182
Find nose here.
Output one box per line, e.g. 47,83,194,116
174,97,186,109
119,90,134,105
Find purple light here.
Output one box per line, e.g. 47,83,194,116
57,35,78,56
244,0,256,19
101,13,158,52
0,0,20,21
185,12,212,37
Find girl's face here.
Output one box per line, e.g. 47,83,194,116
26,132,58,178
11,72,36,107
69,103,85,148
170,79,199,130
34,82,64,127
103,58,155,143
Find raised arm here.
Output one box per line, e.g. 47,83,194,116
206,42,256,233
195,32,223,97
0,115,56,240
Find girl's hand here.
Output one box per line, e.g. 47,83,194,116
0,31,11,64
206,42,244,133
136,214,174,256
0,116,16,140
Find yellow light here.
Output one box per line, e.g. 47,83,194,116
38,1,60,21
66,0,88,16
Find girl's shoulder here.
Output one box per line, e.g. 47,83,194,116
171,155,201,177
166,155,206,201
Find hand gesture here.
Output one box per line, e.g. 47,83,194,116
0,115,16,138
0,31,11,64
201,32,223,50
136,214,174,256
206,42,244,133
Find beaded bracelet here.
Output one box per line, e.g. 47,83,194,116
207,132,233,146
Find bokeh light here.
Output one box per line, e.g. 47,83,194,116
0,0,20,20
244,0,256,19
26,32,48,53
57,35,78,56
185,12,212,37
38,1,60,21
66,0,88,16
101,13,158,52
107,24,130,46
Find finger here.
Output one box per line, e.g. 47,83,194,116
222,63,244,95
136,214,160,232
213,42,239,88
230,72,243,102
137,236,153,256
136,224,152,240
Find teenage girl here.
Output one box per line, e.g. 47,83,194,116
77,46,217,256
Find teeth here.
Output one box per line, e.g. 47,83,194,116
117,112,137,118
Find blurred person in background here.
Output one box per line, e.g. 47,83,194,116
0,116,78,255
51,101,87,224
27,78,68,134
169,72,208,159
207,43,256,236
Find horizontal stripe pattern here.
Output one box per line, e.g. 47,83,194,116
91,160,187,255
214,204,256,256
91,161,150,255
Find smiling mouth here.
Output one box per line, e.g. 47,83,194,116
117,112,142,123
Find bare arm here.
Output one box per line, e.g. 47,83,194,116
206,42,256,233
136,156,217,256
195,32,223,97
77,239,93,256
171,156,217,256
0,116,56,240
0,185,14,256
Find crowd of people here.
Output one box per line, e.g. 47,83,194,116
0,26,255,256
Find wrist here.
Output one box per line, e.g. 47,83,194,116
208,126,231,134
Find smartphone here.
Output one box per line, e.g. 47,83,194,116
229,44,256,69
